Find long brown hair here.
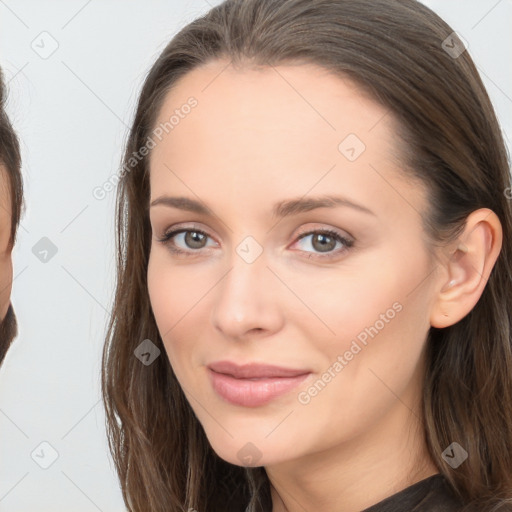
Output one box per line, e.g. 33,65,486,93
101,1,512,510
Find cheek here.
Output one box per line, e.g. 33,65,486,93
277,242,432,350
303,247,432,405
147,251,200,329
147,250,212,372
288,242,433,398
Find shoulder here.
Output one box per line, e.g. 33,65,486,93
422,474,464,511
362,474,463,512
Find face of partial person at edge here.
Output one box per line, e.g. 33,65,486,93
0,165,16,367
147,60,462,500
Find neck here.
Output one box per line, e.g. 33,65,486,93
267,397,439,512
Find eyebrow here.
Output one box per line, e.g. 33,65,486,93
149,194,376,219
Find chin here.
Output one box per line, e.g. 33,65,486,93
204,429,289,468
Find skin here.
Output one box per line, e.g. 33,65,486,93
0,163,16,366
147,60,502,512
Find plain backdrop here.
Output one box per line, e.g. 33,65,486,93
0,1,510,510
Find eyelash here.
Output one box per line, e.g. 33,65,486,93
156,226,354,260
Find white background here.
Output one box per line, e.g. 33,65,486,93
0,1,510,510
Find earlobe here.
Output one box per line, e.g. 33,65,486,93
430,208,503,329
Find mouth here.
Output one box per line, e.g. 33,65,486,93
207,360,312,407
207,360,310,379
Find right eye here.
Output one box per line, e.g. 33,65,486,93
157,227,218,256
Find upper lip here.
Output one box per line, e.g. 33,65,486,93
208,360,311,379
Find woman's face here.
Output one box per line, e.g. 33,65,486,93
147,60,440,468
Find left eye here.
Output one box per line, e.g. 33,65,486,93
293,229,354,257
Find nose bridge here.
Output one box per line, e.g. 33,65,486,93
211,235,282,338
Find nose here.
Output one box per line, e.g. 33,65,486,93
211,244,284,340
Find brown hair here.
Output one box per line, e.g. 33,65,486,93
0,66,24,366
101,1,512,510
0,67,24,252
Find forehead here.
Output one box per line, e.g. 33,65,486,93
148,60,426,225
151,60,392,156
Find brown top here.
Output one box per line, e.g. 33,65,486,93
361,474,463,512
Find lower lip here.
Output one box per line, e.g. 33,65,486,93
207,368,311,407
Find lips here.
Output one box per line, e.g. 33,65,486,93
206,360,312,407
207,360,310,379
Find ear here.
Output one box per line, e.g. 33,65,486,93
430,208,503,328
